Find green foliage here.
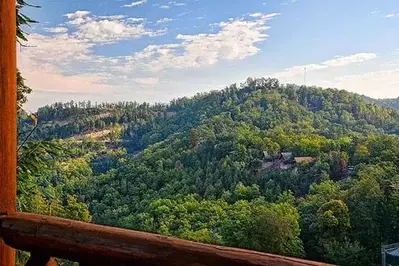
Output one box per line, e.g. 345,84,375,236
17,70,32,111
315,200,350,238
18,78,399,265
16,0,39,43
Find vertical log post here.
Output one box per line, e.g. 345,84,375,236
0,0,17,265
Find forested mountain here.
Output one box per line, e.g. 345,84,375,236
375,98,399,109
19,78,399,266
362,95,399,109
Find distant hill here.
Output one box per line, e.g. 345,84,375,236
362,95,399,109
376,98,399,109
19,78,399,266
20,79,399,144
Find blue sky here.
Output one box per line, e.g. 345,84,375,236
19,0,399,110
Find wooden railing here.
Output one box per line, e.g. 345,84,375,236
0,212,332,266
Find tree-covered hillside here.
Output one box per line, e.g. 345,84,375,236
362,95,399,110
376,98,399,109
19,78,399,266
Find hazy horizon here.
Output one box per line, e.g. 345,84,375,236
24,77,399,112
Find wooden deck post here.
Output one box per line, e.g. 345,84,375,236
0,0,17,264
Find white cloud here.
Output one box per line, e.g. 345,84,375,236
45,27,68,33
177,11,193,17
65,10,91,20
18,9,170,97
124,13,278,71
127,17,145,22
385,13,398,18
134,77,160,85
21,33,94,64
19,12,279,101
274,53,377,78
64,10,94,25
249,13,280,20
18,36,111,94
267,53,399,99
157,18,174,24
330,69,399,98
98,15,126,20
21,68,112,94
168,1,186,6
123,0,147,8
155,1,186,9
323,53,377,67
63,12,163,43
75,20,155,43
249,13,263,18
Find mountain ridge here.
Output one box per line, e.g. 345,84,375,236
18,78,399,266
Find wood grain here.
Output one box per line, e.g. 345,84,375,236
0,0,17,265
0,213,333,266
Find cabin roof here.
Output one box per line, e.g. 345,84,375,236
281,152,294,161
263,151,273,160
294,157,314,163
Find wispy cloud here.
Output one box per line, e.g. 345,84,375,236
249,13,263,18
330,69,399,98
65,10,91,19
385,13,399,18
134,77,160,85
18,34,111,94
177,11,193,17
122,13,279,71
45,27,68,33
63,10,164,43
157,18,174,24
273,53,377,78
19,12,280,96
323,53,377,67
123,0,147,8
154,1,186,9
169,1,186,6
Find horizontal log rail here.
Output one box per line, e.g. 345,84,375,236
0,212,333,266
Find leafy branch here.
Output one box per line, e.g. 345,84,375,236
16,0,40,44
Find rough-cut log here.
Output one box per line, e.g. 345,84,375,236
0,0,17,265
0,213,332,266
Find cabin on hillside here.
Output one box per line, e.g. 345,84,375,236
294,156,315,164
260,151,314,171
279,152,296,170
263,151,273,161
